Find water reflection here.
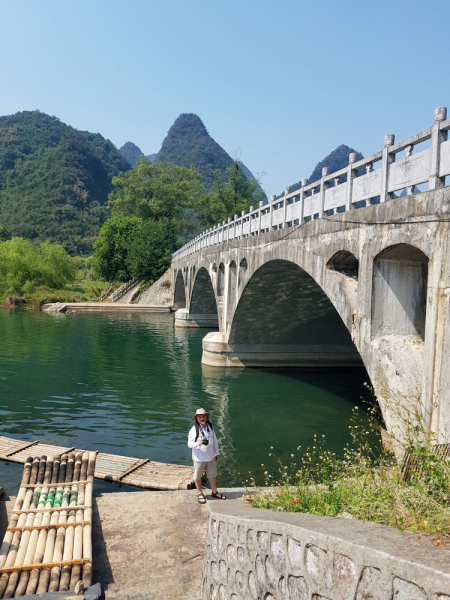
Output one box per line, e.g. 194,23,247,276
0,309,371,495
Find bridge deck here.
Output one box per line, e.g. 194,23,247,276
0,436,194,491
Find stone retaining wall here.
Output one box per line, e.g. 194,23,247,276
201,502,450,599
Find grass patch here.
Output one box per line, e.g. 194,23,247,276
248,392,450,545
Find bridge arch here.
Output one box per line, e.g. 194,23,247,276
173,270,186,309
227,259,363,368
327,250,359,278
188,266,219,328
217,262,225,297
371,243,429,342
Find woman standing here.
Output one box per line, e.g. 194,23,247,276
188,408,227,504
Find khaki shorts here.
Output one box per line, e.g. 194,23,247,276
193,459,217,481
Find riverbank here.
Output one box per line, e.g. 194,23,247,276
42,302,173,312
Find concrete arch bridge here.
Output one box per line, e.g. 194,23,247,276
171,109,450,440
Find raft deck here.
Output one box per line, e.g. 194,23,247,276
0,437,194,491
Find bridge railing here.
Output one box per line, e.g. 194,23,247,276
172,106,450,262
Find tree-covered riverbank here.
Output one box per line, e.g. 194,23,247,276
0,237,109,306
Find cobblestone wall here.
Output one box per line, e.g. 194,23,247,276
201,502,450,599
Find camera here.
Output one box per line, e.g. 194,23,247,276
202,438,209,446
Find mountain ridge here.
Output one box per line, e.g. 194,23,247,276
0,110,131,253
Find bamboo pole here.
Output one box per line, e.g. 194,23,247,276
82,451,96,589
0,457,39,598
73,453,82,483
58,484,77,591
47,454,69,592
36,454,68,594
59,453,81,591
3,456,45,598
70,451,89,590
50,456,60,485
14,456,53,598
13,456,53,597
65,453,75,484
0,458,33,570
25,457,57,595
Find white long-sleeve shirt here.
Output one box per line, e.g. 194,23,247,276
187,423,219,462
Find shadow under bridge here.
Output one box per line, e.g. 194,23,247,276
202,259,363,368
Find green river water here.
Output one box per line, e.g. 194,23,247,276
0,308,370,495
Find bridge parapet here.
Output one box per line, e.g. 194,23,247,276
172,107,450,262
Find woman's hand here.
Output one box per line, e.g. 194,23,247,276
215,455,219,461
198,439,204,446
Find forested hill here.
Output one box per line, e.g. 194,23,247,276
0,111,131,254
119,141,156,167
154,113,256,191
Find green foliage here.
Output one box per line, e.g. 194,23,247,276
195,161,265,228
93,216,140,282
127,218,177,281
0,224,9,241
108,158,202,223
249,392,450,543
154,113,259,192
98,158,203,281
0,110,131,254
0,237,76,298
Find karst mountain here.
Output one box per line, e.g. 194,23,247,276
120,113,257,191
0,111,130,253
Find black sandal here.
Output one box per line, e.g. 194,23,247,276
198,493,206,504
211,491,226,500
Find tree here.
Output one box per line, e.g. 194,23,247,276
37,242,76,288
0,237,75,296
92,216,139,281
0,225,9,241
108,158,202,223
127,218,177,282
194,161,265,228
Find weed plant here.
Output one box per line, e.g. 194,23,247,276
249,388,450,544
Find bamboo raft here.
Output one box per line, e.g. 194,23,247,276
0,437,194,491
0,452,96,597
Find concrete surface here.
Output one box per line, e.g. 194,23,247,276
92,490,208,600
202,501,450,599
139,269,173,306
42,303,171,312
0,490,229,600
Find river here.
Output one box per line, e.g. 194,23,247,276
0,308,371,495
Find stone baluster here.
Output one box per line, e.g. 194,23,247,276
282,188,289,228
227,217,231,242
381,134,395,203
233,214,238,240
319,168,329,218
259,200,264,233
300,179,308,223
241,210,246,237
429,106,448,190
345,154,357,211
249,207,254,234
270,195,276,231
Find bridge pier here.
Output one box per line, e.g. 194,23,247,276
201,332,362,367
174,308,219,328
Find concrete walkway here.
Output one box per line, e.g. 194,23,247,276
117,281,142,304
0,489,242,600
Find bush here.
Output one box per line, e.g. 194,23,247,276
249,391,450,544
0,238,75,298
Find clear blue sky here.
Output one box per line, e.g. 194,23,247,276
1,0,448,195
